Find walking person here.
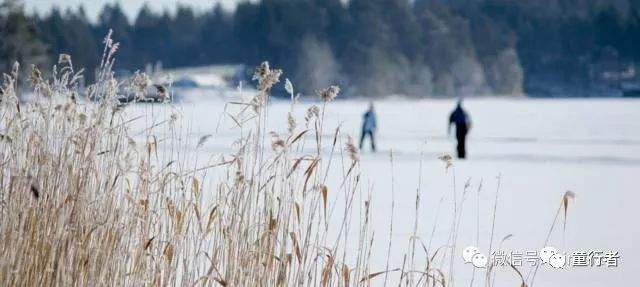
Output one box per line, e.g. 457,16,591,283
448,99,471,159
360,102,377,152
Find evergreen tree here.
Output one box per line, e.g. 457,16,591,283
132,4,171,68
170,5,200,67
96,3,133,72
37,6,97,81
0,0,47,75
199,4,235,63
8,0,640,97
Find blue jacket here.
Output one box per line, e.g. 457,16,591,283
362,110,377,132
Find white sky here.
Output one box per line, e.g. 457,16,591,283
24,0,249,22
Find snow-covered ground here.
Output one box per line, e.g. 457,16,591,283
128,96,639,286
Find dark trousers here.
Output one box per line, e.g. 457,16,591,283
456,129,467,159
360,130,376,152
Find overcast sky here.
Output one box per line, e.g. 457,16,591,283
24,0,248,22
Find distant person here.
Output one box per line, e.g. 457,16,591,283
448,100,471,159
360,102,377,152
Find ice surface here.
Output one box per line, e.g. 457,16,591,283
126,96,639,286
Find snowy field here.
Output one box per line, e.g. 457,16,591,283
129,95,639,286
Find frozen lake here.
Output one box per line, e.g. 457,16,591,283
129,96,639,286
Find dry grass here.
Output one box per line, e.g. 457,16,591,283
0,33,575,287
0,33,375,286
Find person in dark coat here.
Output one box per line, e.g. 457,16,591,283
448,100,471,159
360,102,377,152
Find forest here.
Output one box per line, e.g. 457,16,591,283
2,0,640,97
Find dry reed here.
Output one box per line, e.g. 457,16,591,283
0,32,575,287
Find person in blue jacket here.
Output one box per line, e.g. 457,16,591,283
360,102,377,152
448,99,472,159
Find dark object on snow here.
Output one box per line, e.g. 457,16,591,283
117,85,169,105
448,100,471,159
359,102,377,152
173,77,199,88
621,82,640,98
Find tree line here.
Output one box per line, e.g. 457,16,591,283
3,0,640,97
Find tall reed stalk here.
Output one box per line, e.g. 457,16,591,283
0,32,573,287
